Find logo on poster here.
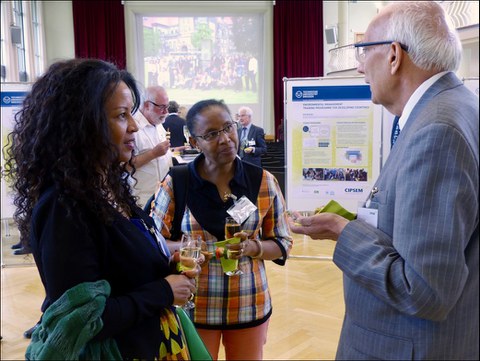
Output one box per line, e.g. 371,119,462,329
1,91,28,106
295,90,303,98
345,188,363,193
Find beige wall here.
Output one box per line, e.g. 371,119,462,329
42,1,75,66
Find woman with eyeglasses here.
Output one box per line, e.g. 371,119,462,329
151,99,293,360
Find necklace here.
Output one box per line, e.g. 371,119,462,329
223,192,237,202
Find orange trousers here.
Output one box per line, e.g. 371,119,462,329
197,319,270,360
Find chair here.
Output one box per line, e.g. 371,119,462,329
264,134,275,142
261,154,279,161
262,159,284,168
267,142,284,152
263,165,285,172
269,171,285,196
265,150,284,156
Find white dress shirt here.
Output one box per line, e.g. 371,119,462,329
132,111,173,207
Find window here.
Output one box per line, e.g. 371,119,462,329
12,1,27,81
30,0,45,79
1,1,46,83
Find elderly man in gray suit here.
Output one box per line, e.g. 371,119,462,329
289,2,479,360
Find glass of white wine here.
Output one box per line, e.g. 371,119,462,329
179,234,201,309
183,125,191,147
224,216,243,276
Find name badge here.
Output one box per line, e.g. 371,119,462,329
248,140,256,146
227,195,257,224
357,207,378,228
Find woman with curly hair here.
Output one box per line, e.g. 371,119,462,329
3,58,198,360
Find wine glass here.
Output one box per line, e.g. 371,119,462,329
179,234,201,309
183,125,191,147
224,216,243,276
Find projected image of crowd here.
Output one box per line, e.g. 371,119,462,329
142,16,260,93
146,53,257,92
302,168,368,182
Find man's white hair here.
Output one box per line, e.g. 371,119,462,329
238,106,253,117
143,86,166,103
385,1,462,72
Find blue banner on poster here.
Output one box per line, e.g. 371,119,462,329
1,91,28,107
292,85,371,101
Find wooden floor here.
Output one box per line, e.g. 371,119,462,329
1,219,344,360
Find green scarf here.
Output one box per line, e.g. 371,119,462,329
26,279,121,360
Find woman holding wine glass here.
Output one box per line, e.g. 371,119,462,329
151,99,293,360
4,58,199,360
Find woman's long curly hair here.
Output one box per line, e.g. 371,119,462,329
2,58,140,244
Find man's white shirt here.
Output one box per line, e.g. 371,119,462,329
132,111,173,207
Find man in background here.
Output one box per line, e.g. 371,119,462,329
289,2,478,359
131,86,172,208
236,106,267,167
178,105,188,120
163,100,187,148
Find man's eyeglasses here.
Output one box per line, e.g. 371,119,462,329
195,122,237,142
147,100,169,112
354,41,409,64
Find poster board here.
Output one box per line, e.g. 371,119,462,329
1,83,32,219
284,76,383,213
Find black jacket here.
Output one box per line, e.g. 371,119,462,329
30,187,173,359
163,114,187,147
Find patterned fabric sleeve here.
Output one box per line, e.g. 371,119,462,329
151,175,175,240
258,170,293,263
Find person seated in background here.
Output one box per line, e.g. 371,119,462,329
236,106,267,167
3,58,199,359
178,105,188,119
163,100,188,148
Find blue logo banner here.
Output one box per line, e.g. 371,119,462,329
1,91,28,107
293,85,371,101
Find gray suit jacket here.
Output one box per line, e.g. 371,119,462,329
334,72,479,360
